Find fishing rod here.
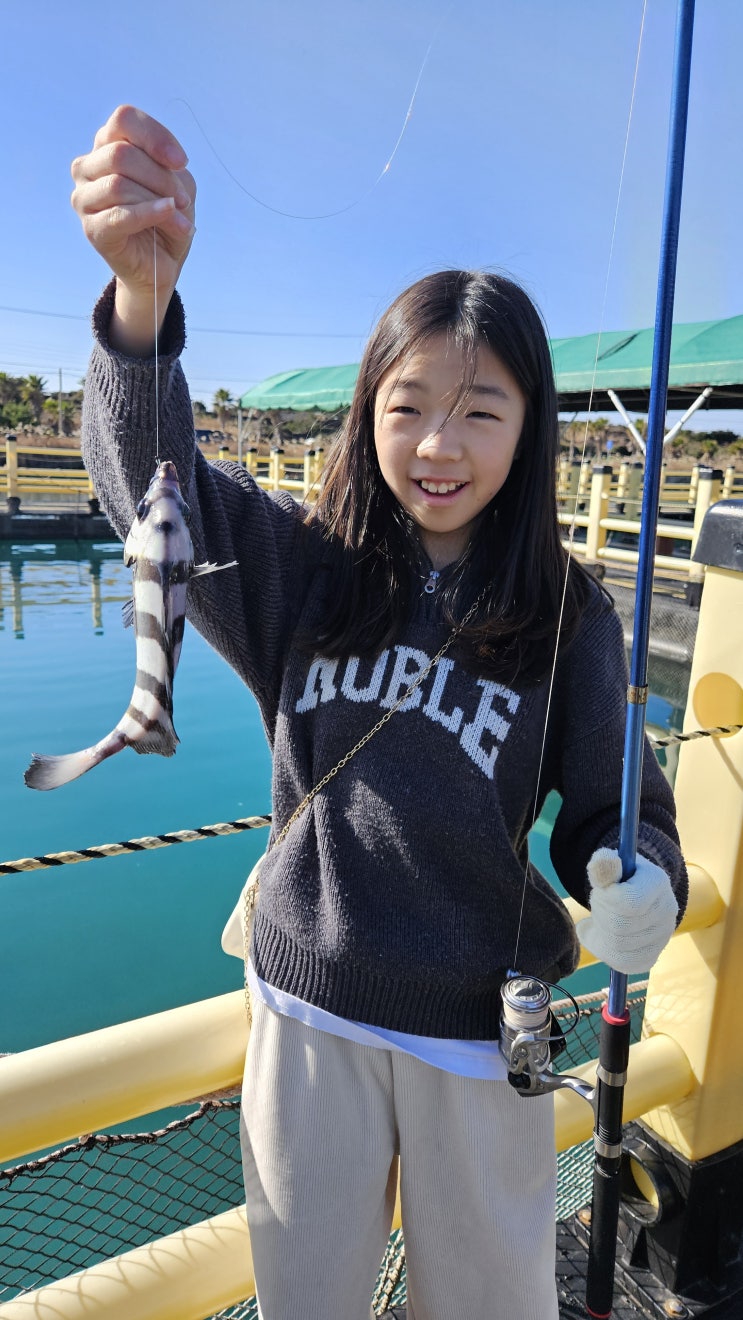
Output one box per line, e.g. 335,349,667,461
499,1,696,1314
585,0,696,1313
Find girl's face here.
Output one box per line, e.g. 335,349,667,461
373,334,526,568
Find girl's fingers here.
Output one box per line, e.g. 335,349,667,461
72,169,195,223
72,174,160,221
92,104,187,171
173,167,197,212
72,141,193,211
81,197,193,251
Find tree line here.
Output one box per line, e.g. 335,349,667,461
0,373,84,435
0,374,245,440
560,416,743,463
2,372,741,462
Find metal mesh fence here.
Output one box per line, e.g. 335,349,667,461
0,983,647,1317
0,1102,243,1302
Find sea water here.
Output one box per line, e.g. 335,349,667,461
0,540,689,1055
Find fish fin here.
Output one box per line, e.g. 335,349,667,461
122,599,135,628
25,747,106,791
130,724,179,756
191,559,238,578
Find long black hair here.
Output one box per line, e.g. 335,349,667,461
305,269,596,682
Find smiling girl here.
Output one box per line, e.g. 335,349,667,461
72,107,686,1320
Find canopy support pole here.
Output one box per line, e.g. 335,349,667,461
663,384,714,444
607,385,714,457
607,390,647,455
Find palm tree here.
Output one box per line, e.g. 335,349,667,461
0,372,20,406
213,389,234,431
20,375,47,424
589,416,609,455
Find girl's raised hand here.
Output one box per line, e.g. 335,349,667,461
71,106,196,353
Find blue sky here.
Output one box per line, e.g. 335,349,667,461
2,0,741,426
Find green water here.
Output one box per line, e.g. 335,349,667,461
0,540,690,1054
1,541,269,1054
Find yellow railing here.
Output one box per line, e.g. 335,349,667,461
0,867,717,1320
558,460,743,583
5,436,743,585
241,444,326,500
0,438,95,507
0,868,718,1167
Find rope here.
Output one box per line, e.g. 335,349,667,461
4,719,740,874
3,717,739,875
647,722,742,748
0,813,271,876
0,1100,239,1187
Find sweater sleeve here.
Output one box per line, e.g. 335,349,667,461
80,281,318,732
548,595,688,918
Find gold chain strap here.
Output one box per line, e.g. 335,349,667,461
242,587,486,1023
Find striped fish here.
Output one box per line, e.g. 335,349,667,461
24,460,236,791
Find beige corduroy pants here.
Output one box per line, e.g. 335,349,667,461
240,997,558,1320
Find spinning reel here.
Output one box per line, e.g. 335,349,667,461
498,972,595,1106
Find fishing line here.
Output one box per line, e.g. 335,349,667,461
168,18,444,222
511,0,649,971
153,230,161,465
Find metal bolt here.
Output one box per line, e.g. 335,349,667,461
662,1298,688,1318
577,1206,592,1227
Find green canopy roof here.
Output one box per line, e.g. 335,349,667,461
240,364,360,413
239,314,743,413
551,315,743,410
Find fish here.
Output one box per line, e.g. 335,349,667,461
24,460,236,791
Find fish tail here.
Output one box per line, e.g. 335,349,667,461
24,731,128,791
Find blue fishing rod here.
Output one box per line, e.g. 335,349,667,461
584,0,696,1313
498,2,697,1314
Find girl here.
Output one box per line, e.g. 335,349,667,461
72,106,686,1320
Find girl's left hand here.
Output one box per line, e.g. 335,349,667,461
576,848,679,974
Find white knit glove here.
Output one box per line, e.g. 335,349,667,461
576,848,678,974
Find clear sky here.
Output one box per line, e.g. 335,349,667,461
2,0,741,425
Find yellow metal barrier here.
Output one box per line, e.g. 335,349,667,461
0,1207,253,1320
4,437,740,537
558,462,735,581
0,1031,693,1320
0,839,717,1320
0,992,246,1166
1,439,94,505
4,435,18,503
641,535,743,1161
0,864,720,1169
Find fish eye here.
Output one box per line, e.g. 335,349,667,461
136,498,149,520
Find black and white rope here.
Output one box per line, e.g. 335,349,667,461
0,813,271,876
2,719,740,875
647,722,742,749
